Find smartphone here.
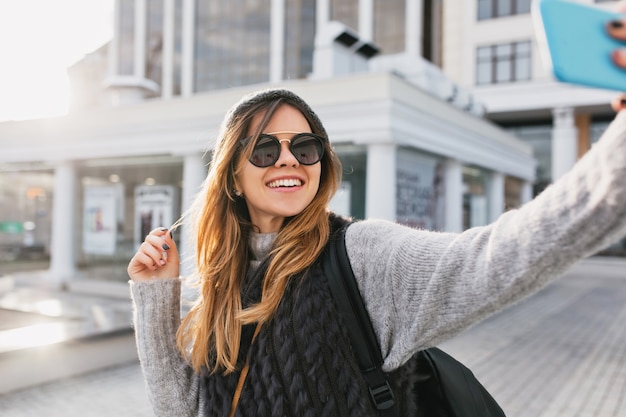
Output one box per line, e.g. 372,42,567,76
533,0,626,91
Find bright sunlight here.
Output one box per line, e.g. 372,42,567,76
0,0,114,122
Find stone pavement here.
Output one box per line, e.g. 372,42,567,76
0,270,138,394
0,257,624,416
442,257,626,417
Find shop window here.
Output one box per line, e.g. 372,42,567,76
0,172,53,263
504,176,523,211
334,145,367,220
462,166,488,229
507,124,552,196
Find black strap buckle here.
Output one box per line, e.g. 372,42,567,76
369,381,395,410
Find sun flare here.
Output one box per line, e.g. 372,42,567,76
0,0,113,122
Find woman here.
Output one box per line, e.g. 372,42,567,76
128,29,626,417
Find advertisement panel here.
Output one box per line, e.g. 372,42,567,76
396,150,446,231
83,186,121,255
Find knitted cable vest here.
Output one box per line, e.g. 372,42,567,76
201,215,420,417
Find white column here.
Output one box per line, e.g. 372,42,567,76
316,0,330,32
181,0,195,96
179,154,206,305
444,159,463,233
108,0,121,78
487,171,504,223
405,0,423,56
134,0,147,79
162,0,175,98
48,161,77,285
179,153,206,276
365,143,396,221
521,181,533,205
270,0,285,83
359,0,374,41
551,107,578,181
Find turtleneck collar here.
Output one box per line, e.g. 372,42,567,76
249,231,277,271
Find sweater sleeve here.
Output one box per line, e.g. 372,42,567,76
130,278,204,417
345,110,626,372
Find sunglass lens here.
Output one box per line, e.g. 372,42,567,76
292,135,323,165
250,136,280,167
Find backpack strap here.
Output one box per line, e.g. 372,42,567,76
323,224,398,416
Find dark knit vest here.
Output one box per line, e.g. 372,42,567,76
202,215,420,417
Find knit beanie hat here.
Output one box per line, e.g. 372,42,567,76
221,88,328,138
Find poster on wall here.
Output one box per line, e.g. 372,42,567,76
83,186,120,255
396,151,446,231
134,185,178,249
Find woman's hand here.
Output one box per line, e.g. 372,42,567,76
128,227,180,282
608,2,626,112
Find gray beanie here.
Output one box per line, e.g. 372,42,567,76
222,88,328,138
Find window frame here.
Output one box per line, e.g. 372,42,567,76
475,40,532,85
477,0,531,21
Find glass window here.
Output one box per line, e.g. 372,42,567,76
514,41,531,80
478,0,531,20
476,46,492,84
477,0,492,20
77,156,188,282
374,0,406,54
497,0,511,17
284,0,317,79
333,145,367,220
515,0,531,14
495,44,512,83
331,0,358,32
146,0,163,92
0,171,53,264
194,0,271,93
462,166,488,229
590,121,612,145
476,41,531,85
173,0,183,95
118,0,135,75
506,124,552,196
504,176,523,211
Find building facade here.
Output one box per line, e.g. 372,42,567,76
0,0,537,287
440,0,625,253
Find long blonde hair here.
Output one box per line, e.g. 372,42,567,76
176,89,342,374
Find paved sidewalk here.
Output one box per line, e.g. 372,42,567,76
442,257,626,417
0,257,624,416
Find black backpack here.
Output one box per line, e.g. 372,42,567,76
322,225,507,417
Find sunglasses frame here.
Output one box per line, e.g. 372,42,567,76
241,131,326,168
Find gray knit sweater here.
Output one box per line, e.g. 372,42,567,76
130,112,626,417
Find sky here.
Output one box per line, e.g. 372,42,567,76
0,0,114,122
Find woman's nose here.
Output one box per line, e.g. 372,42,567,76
274,140,298,167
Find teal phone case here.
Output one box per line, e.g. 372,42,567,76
533,0,625,91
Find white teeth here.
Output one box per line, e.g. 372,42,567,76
268,178,302,188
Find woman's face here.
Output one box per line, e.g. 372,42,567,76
237,104,322,233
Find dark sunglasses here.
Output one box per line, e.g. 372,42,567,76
241,132,326,168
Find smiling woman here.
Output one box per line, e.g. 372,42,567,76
0,0,113,122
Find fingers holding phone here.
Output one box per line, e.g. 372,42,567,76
128,227,180,282
608,2,626,68
608,2,626,112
